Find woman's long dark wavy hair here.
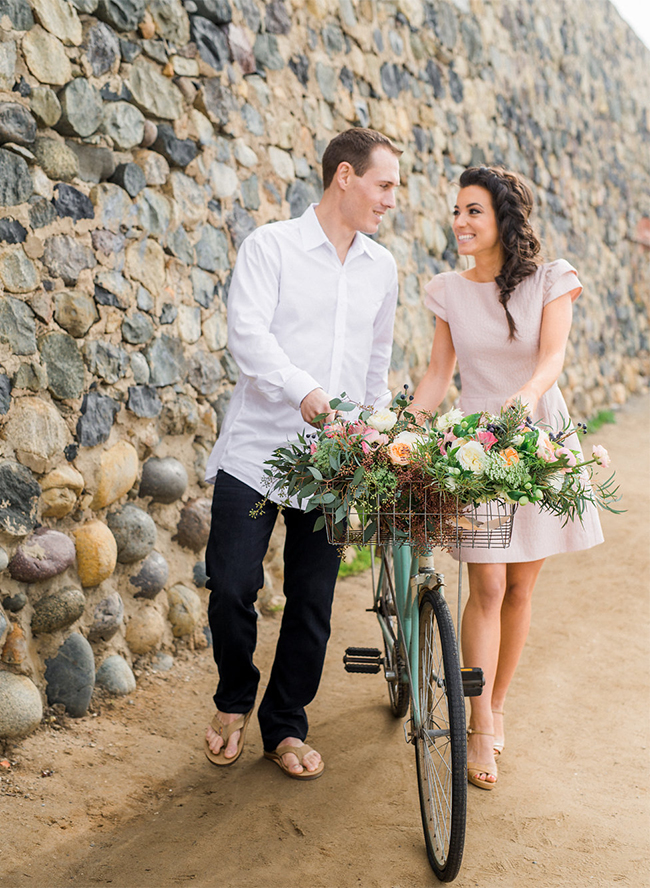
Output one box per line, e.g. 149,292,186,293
459,166,541,340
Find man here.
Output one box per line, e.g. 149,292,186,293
204,128,401,779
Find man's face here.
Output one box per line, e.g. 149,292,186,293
341,147,400,234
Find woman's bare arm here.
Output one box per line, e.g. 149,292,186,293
411,319,457,419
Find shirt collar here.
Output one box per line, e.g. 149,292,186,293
299,203,376,260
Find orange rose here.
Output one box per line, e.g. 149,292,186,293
500,447,520,466
387,442,411,465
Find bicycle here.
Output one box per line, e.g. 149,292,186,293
326,490,515,882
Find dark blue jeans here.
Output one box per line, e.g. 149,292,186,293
205,471,341,752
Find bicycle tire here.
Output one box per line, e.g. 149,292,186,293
378,547,409,718
414,587,467,882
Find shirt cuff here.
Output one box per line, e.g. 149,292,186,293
283,370,322,411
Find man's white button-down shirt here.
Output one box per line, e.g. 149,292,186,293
205,204,399,498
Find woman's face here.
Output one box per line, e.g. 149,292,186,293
452,185,501,259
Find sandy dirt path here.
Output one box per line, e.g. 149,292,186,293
1,395,648,888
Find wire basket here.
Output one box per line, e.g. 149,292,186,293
323,486,516,550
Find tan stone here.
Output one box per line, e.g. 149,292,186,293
125,239,165,297
167,584,202,637
30,0,82,46
4,396,72,474
90,441,139,511
22,26,72,86
125,607,166,655
2,624,28,666
73,520,118,587
40,464,84,518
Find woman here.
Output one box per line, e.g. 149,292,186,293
412,166,603,790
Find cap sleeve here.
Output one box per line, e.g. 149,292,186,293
543,259,582,306
424,274,447,321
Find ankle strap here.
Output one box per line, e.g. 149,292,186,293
467,728,494,736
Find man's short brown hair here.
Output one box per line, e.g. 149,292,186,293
321,128,402,190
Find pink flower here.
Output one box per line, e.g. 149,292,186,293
361,428,389,454
592,444,611,467
361,440,371,455
324,421,345,438
310,442,317,455
476,430,498,450
555,446,577,467
350,421,367,436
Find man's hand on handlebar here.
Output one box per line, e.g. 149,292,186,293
300,388,335,426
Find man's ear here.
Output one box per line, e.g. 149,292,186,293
335,161,354,190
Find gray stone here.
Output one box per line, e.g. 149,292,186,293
150,651,174,672
191,0,231,24
191,267,214,308
0,0,34,29
0,218,27,244
0,148,32,207
220,348,238,383
0,296,36,354
144,334,187,387
287,179,319,219
265,0,290,34
44,633,95,718
195,224,229,272
226,202,255,251
187,348,222,395
128,57,184,120
118,37,141,62
54,290,99,338
149,0,190,43
13,360,48,392
29,197,57,229
142,38,168,64
71,0,99,12
151,124,198,168
129,352,149,384
86,21,120,76
241,103,264,136
241,174,260,210
139,456,188,503
289,54,308,87
134,187,172,236
0,460,40,536
449,68,464,103
32,138,79,182
160,302,177,325
0,373,10,413
254,33,284,71
31,586,85,635
167,226,194,265
84,340,129,383
96,0,145,31
136,285,154,312
102,102,145,150
174,497,211,552
76,391,120,446
88,592,124,643
39,332,85,400
193,560,208,588
0,40,16,91
56,78,104,138
0,103,36,146
107,503,156,564
3,591,27,613
315,62,337,102
130,550,169,598
9,528,76,583
122,312,154,344
96,654,136,695
127,384,162,417
191,16,229,71
430,0,458,48
94,271,131,309
0,673,42,740
30,87,61,128
0,248,39,293
53,184,95,222
159,393,198,435
92,228,125,255
43,235,97,284
237,0,258,30
91,182,135,233
199,78,235,128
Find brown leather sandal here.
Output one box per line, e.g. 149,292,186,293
204,710,253,766
467,727,498,790
264,743,325,780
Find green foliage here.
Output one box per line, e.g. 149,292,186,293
586,410,616,435
338,547,378,577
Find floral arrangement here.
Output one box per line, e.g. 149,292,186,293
261,389,619,546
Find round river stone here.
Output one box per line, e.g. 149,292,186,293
107,503,157,564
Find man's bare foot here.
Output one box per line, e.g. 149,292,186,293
466,729,497,785
206,711,244,759
276,737,322,775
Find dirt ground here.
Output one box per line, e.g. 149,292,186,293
1,394,648,888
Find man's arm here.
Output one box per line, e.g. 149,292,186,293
363,261,398,409
227,232,323,410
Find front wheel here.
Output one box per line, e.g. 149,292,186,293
378,547,409,718
414,587,467,882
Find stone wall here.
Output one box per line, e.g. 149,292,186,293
0,0,648,738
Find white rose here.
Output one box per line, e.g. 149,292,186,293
367,408,398,432
456,440,488,474
393,430,426,448
435,407,464,430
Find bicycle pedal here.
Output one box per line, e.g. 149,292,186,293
343,647,382,674
461,667,485,697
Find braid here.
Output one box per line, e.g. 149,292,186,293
459,167,541,340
